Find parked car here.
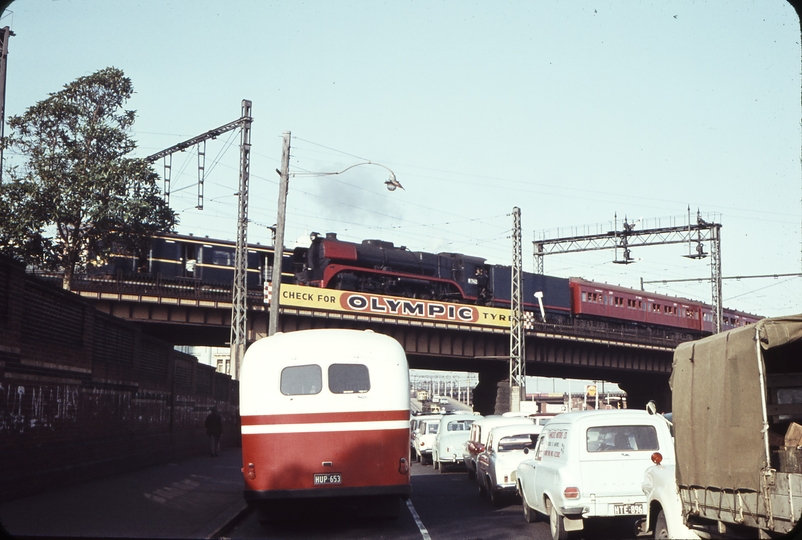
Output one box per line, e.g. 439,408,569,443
432,413,478,472
516,409,674,540
477,423,543,506
463,415,535,480
413,415,443,465
410,414,441,462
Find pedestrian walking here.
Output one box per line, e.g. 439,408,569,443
205,406,223,457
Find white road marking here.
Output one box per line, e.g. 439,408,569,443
406,499,432,540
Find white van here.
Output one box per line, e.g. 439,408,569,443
515,409,674,540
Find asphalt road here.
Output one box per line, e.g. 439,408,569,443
227,461,555,540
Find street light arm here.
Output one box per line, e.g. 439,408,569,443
292,161,404,191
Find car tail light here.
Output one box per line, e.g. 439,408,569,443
564,487,580,499
651,452,663,465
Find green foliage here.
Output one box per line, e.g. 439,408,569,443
0,67,176,288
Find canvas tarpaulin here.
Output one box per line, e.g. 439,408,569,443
670,315,802,492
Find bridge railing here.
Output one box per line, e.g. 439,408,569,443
36,271,694,348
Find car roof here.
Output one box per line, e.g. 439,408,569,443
489,423,544,439
543,409,655,427
413,414,444,420
439,413,479,424
473,415,534,428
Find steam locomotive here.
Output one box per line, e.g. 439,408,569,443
94,231,760,335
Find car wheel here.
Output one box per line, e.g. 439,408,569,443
547,498,569,540
439,461,447,473
655,509,669,539
478,479,487,497
521,490,538,523
489,481,503,507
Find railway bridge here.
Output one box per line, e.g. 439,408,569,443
72,277,679,413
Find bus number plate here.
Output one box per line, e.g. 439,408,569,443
313,473,342,485
614,503,644,515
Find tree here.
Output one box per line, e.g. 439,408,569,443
0,67,176,289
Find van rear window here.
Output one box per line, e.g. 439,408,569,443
280,364,322,395
586,425,658,452
328,363,370,393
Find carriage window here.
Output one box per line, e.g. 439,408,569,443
280,365,322,395
212,249,234,266
586,425,659,452
328,363,370,393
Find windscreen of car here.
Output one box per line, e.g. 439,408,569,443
280,364,322,395
498,434,539,452
447,420,474,431
427,423,439,434
586,425,659,452
328,363,370,393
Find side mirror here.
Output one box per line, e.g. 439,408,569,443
646,400,657,415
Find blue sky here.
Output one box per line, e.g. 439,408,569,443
3,1,800,324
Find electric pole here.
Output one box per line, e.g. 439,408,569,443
0,26,13,183
510,207,525,411
268,132,291,336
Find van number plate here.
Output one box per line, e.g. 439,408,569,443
313,473,342,485
614,503,644,515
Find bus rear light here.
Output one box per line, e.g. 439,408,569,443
246,462,256,480
564,487,580,499
399,458,409,474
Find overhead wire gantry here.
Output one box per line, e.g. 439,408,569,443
144,100,253,379
533,209,724,333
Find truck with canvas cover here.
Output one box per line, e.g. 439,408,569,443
671,315,802,538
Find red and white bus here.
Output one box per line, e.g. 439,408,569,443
239,328,411,519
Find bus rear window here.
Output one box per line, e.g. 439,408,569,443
328,363,370,394
280,365,321,395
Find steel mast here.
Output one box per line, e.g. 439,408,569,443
510,207,525,411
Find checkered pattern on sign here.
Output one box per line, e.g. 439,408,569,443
524,311,535,329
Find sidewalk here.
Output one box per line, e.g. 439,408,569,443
0,447,249,539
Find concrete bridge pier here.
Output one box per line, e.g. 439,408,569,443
616,373,672,413
472,368,508,416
